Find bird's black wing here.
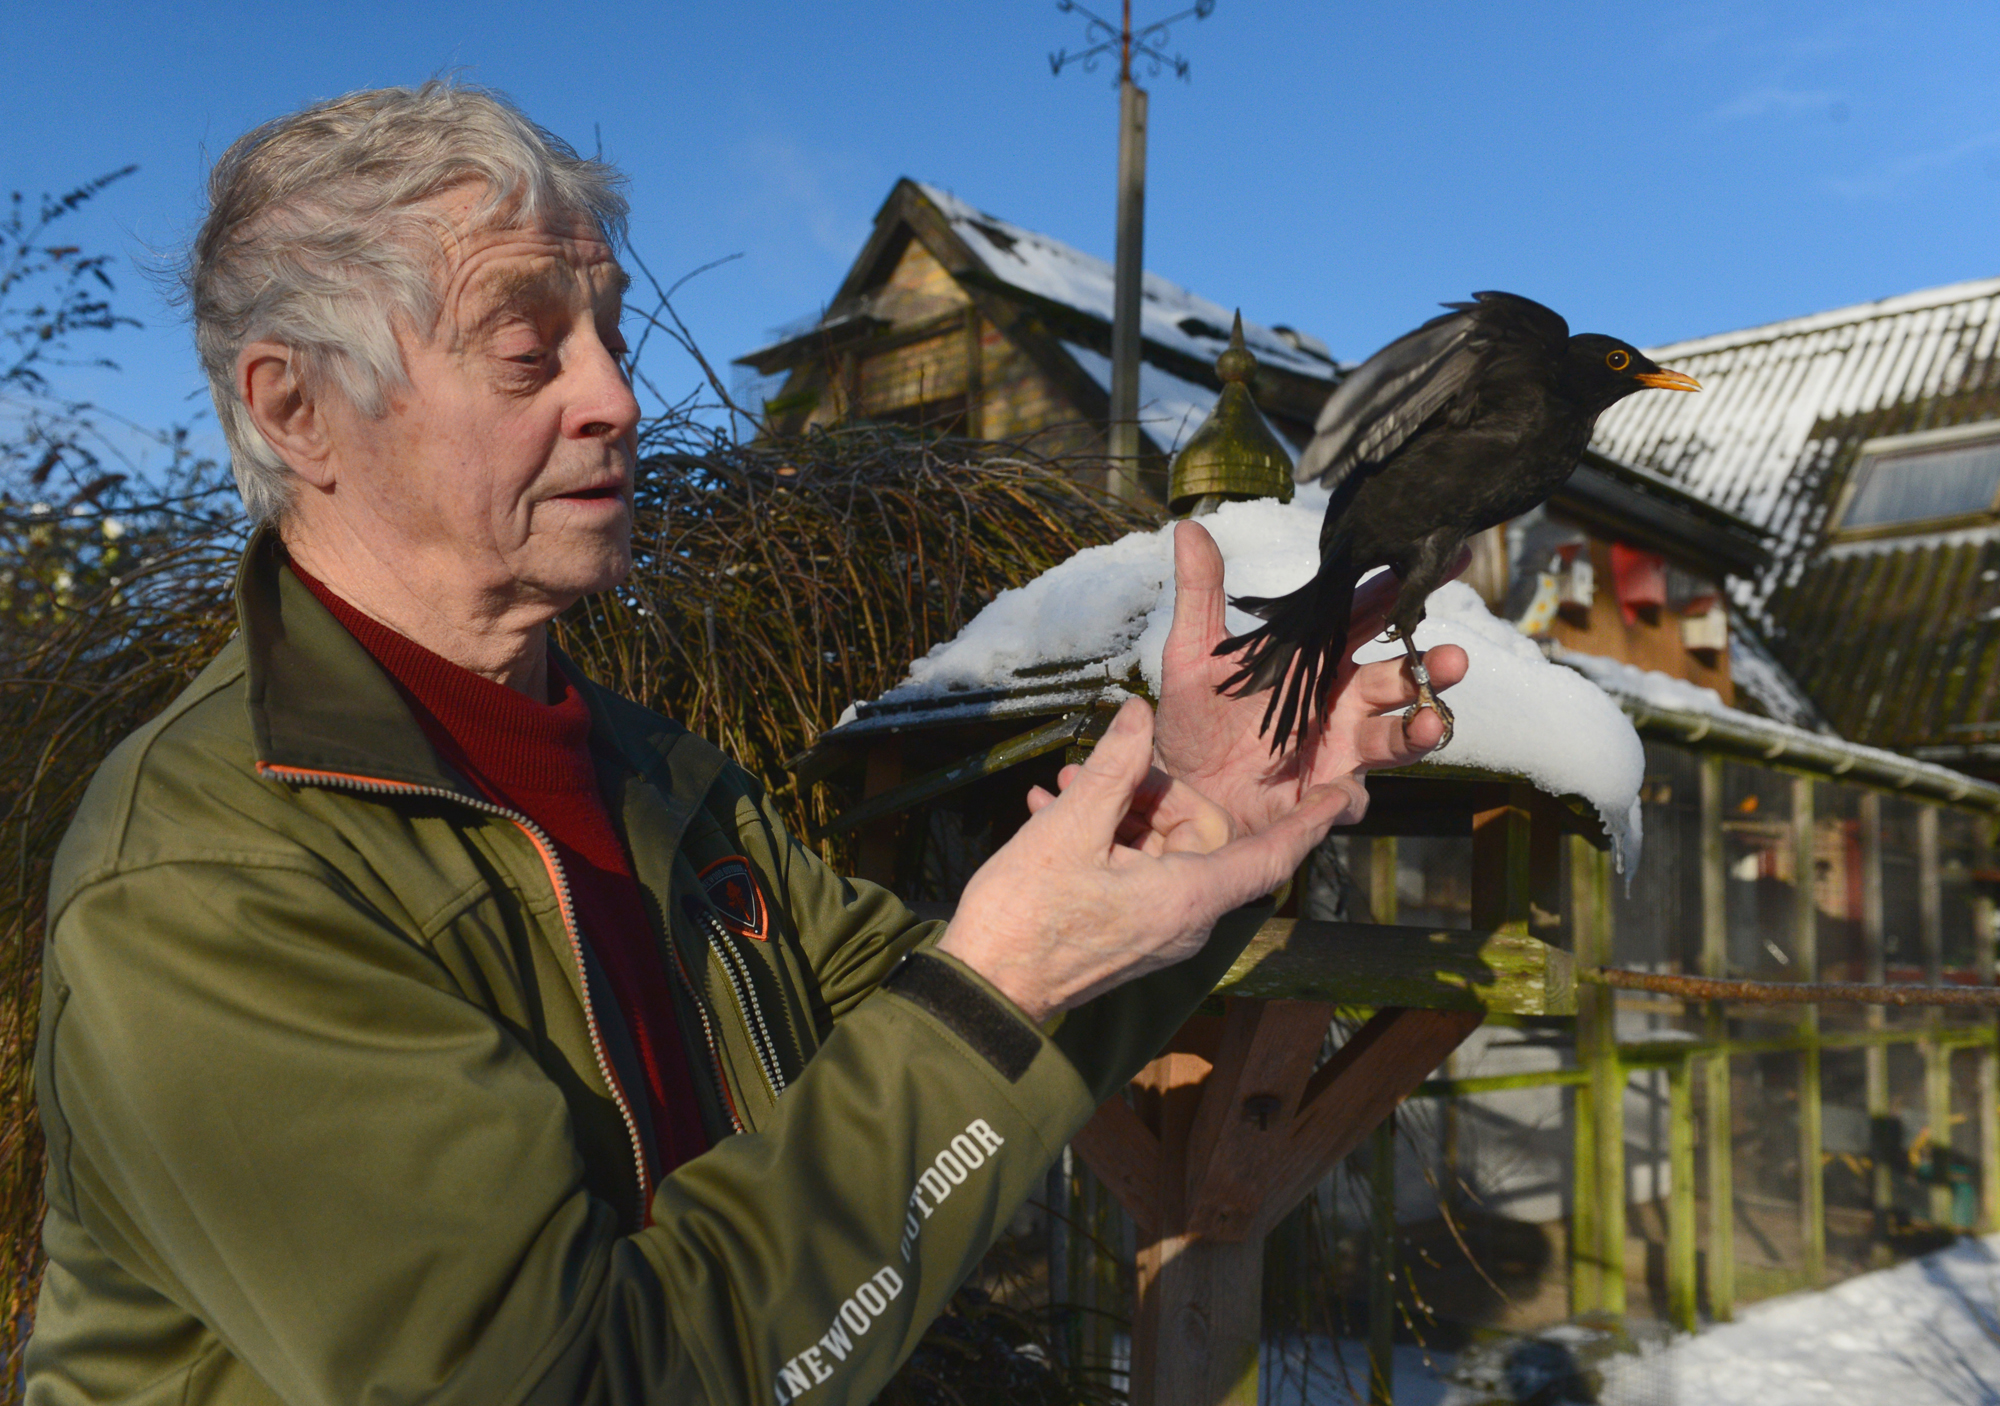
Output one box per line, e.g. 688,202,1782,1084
1295,291,1571,490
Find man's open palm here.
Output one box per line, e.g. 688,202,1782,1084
1152,520,1469,837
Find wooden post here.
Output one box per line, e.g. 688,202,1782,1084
1368,1114,1398,1406
1572,1052,1600,1316
1700,754,1735,1320
1370,837,1399,927
1368,832,1402,1404
1794,778,1825,1286
1667,1057,1698,1332
855,742,902,887
1860,789,1891,1260
1573,833,1625,1317
1919,805,1951,1226
1977,890,1999,1234
1077,999,1483,1406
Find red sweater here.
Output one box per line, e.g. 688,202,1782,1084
291,566,709,1191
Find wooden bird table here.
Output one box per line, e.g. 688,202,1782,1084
800,708,1588,1406
1079,910,1575,1406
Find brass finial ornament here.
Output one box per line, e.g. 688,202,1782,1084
1167,311,1296,517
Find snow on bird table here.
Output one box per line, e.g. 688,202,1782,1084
870,490,1647,866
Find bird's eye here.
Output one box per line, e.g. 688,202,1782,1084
1606,349,1631,372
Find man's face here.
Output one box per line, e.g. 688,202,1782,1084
312,192,640,619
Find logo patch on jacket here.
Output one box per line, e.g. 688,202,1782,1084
699,856,769,941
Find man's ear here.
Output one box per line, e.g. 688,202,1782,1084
236,342,334,487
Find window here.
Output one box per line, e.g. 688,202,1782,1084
1833,422,2000,537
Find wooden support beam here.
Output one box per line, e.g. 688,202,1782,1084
1976,891,1999,1234
1245,1007,1483,1242
1700,754,1736,1320
1920,805,1952,1227
1214,917,1574,1017
1668,1058,1698,1332
1074,1003,1483,1406
1860,789,1891,1262
1574,834,1626,1318
854,741,902,886
1795,778,1825,1287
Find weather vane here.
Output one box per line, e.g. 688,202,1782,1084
1049,0,1214,82
1048,0,1216,495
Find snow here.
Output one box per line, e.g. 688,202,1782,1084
1549,643,1990,802
874,490,1648,865
1253,1235,2000,1405
1664,1233,2000,1406
1062,342,1219,455
917,182,1339,384
1550,648,1730,717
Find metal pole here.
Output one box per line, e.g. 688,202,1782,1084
1109,73,1149,495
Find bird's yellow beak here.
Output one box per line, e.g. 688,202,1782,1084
1634,367,1701,392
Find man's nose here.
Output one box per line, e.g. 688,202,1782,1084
569,334,642,443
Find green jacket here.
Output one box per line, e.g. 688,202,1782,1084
29,532,1265,1405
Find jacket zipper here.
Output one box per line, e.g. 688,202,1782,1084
699,908,787,1101
256,760,709,1227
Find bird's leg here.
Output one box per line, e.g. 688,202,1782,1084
1386,529,1464,750
1397,629,1455,750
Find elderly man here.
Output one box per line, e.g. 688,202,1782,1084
29,84,1463,1405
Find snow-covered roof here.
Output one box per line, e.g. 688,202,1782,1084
1062,341,1263,456
834,490,1649,867
1551,648,2000,811
916,182,1340,385
1590,275,2000,552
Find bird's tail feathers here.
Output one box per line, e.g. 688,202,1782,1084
1211,545,1358,756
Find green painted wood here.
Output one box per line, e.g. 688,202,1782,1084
1700,755,1736,1321
1668,1059,1698,1331
1795,779,1826,1288
813,708,1095,837
1572,834,1626,1319
1572,1068,1601,1316
1214,918,1576,1016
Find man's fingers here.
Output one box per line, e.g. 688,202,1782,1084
1026,785,1057,814
1190,779,1363,904
1057,698,1158,838
1165,520,1228,659
1339,645,1470,712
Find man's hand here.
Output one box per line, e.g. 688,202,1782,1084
938,698,1359,1024
1152,520,1469,836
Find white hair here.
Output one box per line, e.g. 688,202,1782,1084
185,81,629,524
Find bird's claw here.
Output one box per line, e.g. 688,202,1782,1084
1400,659,1456,751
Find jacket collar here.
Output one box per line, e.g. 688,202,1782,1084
238,526,473,792
237,525,723,812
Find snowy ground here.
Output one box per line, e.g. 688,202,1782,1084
1247,1234,2000,1404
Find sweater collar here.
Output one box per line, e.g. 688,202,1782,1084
235,524,722,818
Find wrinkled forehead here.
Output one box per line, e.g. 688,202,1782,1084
439,217,630,332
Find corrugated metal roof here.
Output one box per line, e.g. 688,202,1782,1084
1588,275,2000,765
1592,276,2000,555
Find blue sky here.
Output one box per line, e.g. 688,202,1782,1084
8,1,2000,472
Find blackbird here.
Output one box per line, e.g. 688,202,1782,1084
1215,290,1699,754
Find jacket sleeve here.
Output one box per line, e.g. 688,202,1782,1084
37,857,1102,1406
